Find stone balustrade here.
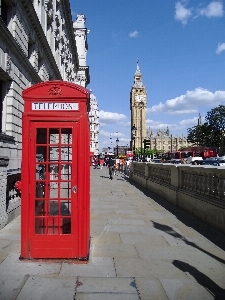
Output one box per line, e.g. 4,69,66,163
130,162,225,234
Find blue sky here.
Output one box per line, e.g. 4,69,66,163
70,0,225,152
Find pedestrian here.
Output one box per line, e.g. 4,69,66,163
106,157,115,180
94,156,98,169
125,159,131,176
99,158,104,169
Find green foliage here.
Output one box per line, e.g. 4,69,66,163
187,105,225,148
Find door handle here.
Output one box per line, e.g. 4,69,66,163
72,186,77,193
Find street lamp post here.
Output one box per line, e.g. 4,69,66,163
131,124,137,153
116,137,119,157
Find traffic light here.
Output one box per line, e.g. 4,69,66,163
143,139,150,150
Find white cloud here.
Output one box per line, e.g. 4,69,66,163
145,117,199,136
199,1,223,18
175,1,223,24
99,110,127,124
147,88,225,115
216,43,225,54
175,1,192,25
129,30,139,38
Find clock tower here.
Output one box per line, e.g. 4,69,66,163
130,61,147,151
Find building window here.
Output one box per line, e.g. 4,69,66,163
0,0,8,26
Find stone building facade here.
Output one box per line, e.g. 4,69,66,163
0,0,89,228
89,91,99,155
146,127,190,152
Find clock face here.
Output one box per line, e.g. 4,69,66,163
135,94,143,102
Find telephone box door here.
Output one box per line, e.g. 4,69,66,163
29,121,78,258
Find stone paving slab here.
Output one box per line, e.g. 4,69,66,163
16,276,76,300
135,277,169,300
0,238,20,254
74,293,140,300
120,233,169,246
114,257,189,279
60,257,116,278
92,243,139,258
160,278,214,300
92,232,122,244
0,253,61,276
75,277,138,293
0,274,28,300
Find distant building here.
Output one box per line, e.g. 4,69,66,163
146,127,190,152
73,14,90,87
89,91,99,155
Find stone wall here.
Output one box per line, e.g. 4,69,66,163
130,162,225,234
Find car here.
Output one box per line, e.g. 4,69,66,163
186,156,203,164
151,159,162,163
170,159,181,164
201,160,220,166
217,158,225,166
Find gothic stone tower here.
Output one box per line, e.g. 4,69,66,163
130,62,147,150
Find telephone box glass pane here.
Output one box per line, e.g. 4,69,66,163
35,200,46,216
50,182,58,198
36,146,47,162
61,128,72,144
62,218,71,234
49,164,58,180
49,200,59,216
61,164,71,180
49,128,59,144
49,147,59,161
35,218,46,234
36,164,46,180
60,182,71,198
36,128,47,144
36,182,45,198
61,147,72,161
60,200,71,216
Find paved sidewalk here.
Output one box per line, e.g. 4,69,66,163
0,166,225,299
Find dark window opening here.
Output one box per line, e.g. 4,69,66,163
0,0,8,25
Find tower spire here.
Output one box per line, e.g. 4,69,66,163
135,58,141,75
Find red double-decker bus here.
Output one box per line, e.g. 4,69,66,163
163,146,218,161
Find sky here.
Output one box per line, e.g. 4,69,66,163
70,0,225,152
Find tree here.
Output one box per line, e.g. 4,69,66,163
205,105,225,149
187,123,212,146
187,105,225,149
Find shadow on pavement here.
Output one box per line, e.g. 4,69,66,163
173,260,225,300
152,221,225,265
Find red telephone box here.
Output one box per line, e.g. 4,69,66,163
20,81,90,260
